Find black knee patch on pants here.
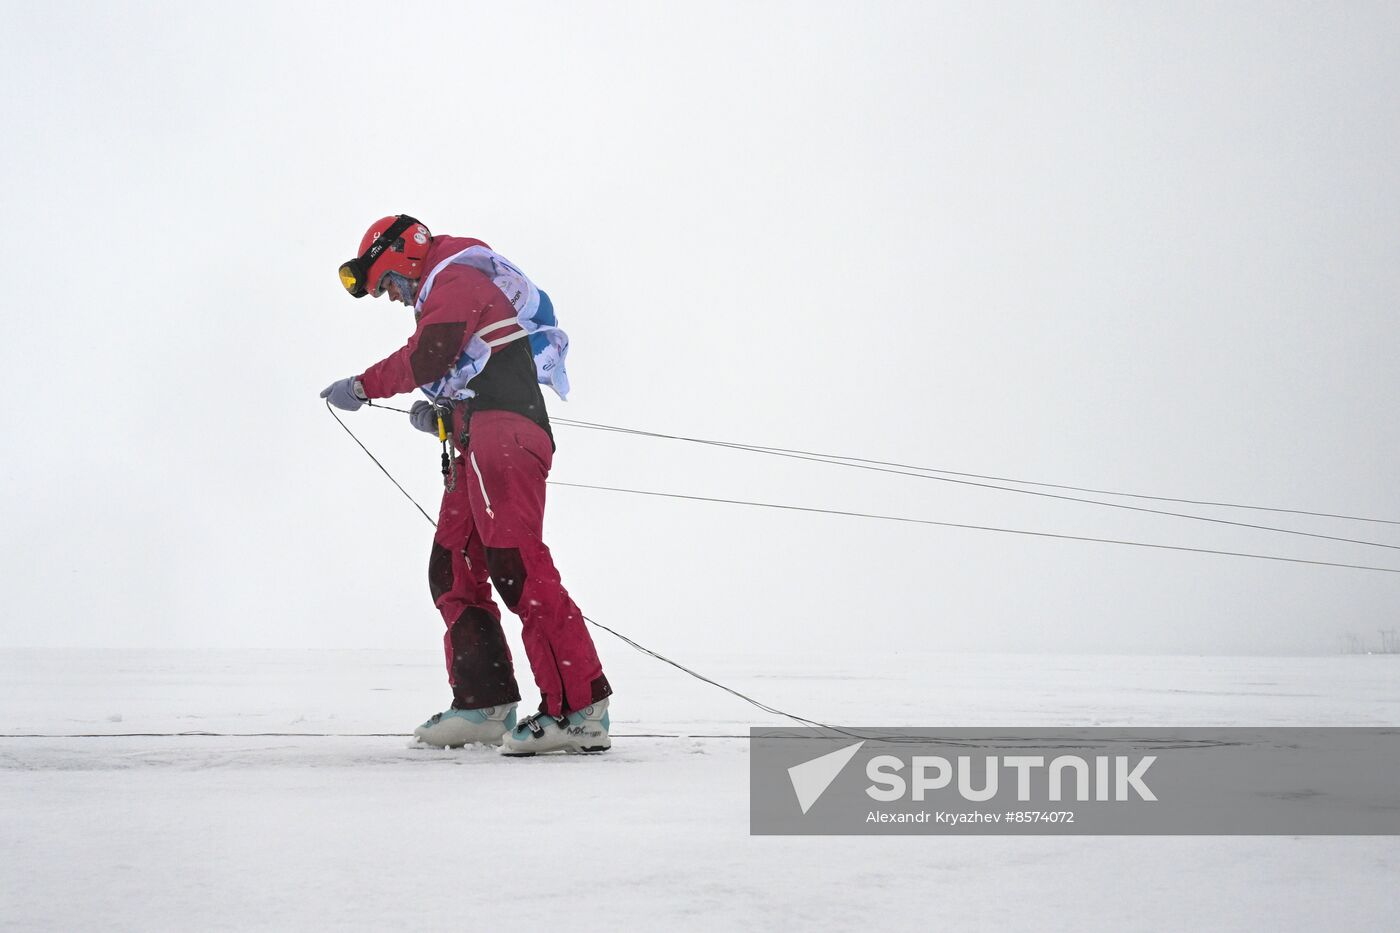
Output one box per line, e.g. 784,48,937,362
449,607,520,709
485,546,527,610
428,542,454,603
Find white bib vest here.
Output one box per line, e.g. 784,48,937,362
415,245,570,403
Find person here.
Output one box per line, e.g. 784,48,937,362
321,214,612,756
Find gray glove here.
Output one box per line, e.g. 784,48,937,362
320,376,366,411
410,400,447,435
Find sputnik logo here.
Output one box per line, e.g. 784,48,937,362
787,741,865,814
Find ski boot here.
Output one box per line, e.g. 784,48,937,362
500,698,611,756
413,704,517,748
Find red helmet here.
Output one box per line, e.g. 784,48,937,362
338,215,432,298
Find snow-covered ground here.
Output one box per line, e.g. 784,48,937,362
2,646,1398,931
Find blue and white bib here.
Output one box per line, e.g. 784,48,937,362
415,245,571,403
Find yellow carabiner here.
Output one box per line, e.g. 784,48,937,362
436,411,448,442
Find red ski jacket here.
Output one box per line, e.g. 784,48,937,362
357,236,521,399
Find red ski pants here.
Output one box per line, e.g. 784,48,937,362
428,410,611,717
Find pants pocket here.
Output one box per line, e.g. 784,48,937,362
514,429,553,476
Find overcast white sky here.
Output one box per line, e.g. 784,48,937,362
2,1,1398,659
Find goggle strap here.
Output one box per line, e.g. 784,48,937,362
359,214,420,267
